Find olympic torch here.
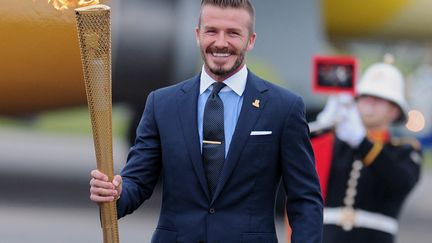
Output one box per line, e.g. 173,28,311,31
75,4,119,243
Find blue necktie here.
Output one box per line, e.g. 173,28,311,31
202,82,226,197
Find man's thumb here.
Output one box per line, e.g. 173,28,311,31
113,175,122,187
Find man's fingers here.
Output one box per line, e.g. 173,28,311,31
89,170,122,203
90,169,109,182
89,186,118,203
90,194,115,203
90,178,115,190
90,187,118,197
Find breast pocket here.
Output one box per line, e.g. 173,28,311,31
248,133,275,144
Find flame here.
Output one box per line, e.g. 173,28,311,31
47,0,100,10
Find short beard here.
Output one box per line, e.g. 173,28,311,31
202,47,246,78
210,54,244,77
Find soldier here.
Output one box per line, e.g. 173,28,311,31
317,57,422,243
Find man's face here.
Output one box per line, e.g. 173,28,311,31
196,5,256,81
357,95,400,129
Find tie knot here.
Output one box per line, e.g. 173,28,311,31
211,82,226,95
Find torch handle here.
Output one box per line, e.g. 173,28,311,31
100,202,120,243
90,109,120,243
92,114,120,243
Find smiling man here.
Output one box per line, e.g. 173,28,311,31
89,1,323,242
196,3,256,80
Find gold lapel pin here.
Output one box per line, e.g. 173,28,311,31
252,99,260,108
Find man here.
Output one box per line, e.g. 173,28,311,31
90,0,323,242
317,59,422,243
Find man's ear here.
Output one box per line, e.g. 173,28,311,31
246,32,257,52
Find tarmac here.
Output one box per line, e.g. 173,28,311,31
0,127,431,242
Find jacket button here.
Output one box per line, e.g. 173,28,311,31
209,208,215,214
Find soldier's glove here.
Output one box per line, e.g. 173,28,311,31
335,95,366,148
317,94,366,148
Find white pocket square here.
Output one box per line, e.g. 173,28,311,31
250,131,272,136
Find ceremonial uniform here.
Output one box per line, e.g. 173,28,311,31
323,133,422,243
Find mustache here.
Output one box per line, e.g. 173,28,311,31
206,46,236,54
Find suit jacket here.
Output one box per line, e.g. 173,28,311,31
117,71,323,243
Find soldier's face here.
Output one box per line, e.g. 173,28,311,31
196,5,256,81
357,95,400,129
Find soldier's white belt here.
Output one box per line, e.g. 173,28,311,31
324,207,398,234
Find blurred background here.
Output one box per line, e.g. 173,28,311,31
0,0,431,242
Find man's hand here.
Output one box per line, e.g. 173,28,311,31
89,169,122,203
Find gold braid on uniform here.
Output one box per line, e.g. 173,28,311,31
363,142,383,166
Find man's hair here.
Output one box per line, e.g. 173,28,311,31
199,0,256,34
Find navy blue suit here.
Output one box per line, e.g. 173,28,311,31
117,71,323,243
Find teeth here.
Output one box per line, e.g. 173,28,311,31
212,53,230,57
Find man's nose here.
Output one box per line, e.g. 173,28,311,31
213,33,228,48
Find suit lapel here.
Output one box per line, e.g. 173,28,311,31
177,75,211,201
211,72,269,205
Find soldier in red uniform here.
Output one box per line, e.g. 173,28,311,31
317,57,422,243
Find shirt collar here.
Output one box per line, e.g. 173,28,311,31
199,65,248,96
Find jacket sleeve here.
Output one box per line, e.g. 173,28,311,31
117,91,162,218
280,96,323,243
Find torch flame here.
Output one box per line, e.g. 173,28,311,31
47,0,100,10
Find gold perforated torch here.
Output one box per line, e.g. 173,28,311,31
75,4,119,243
